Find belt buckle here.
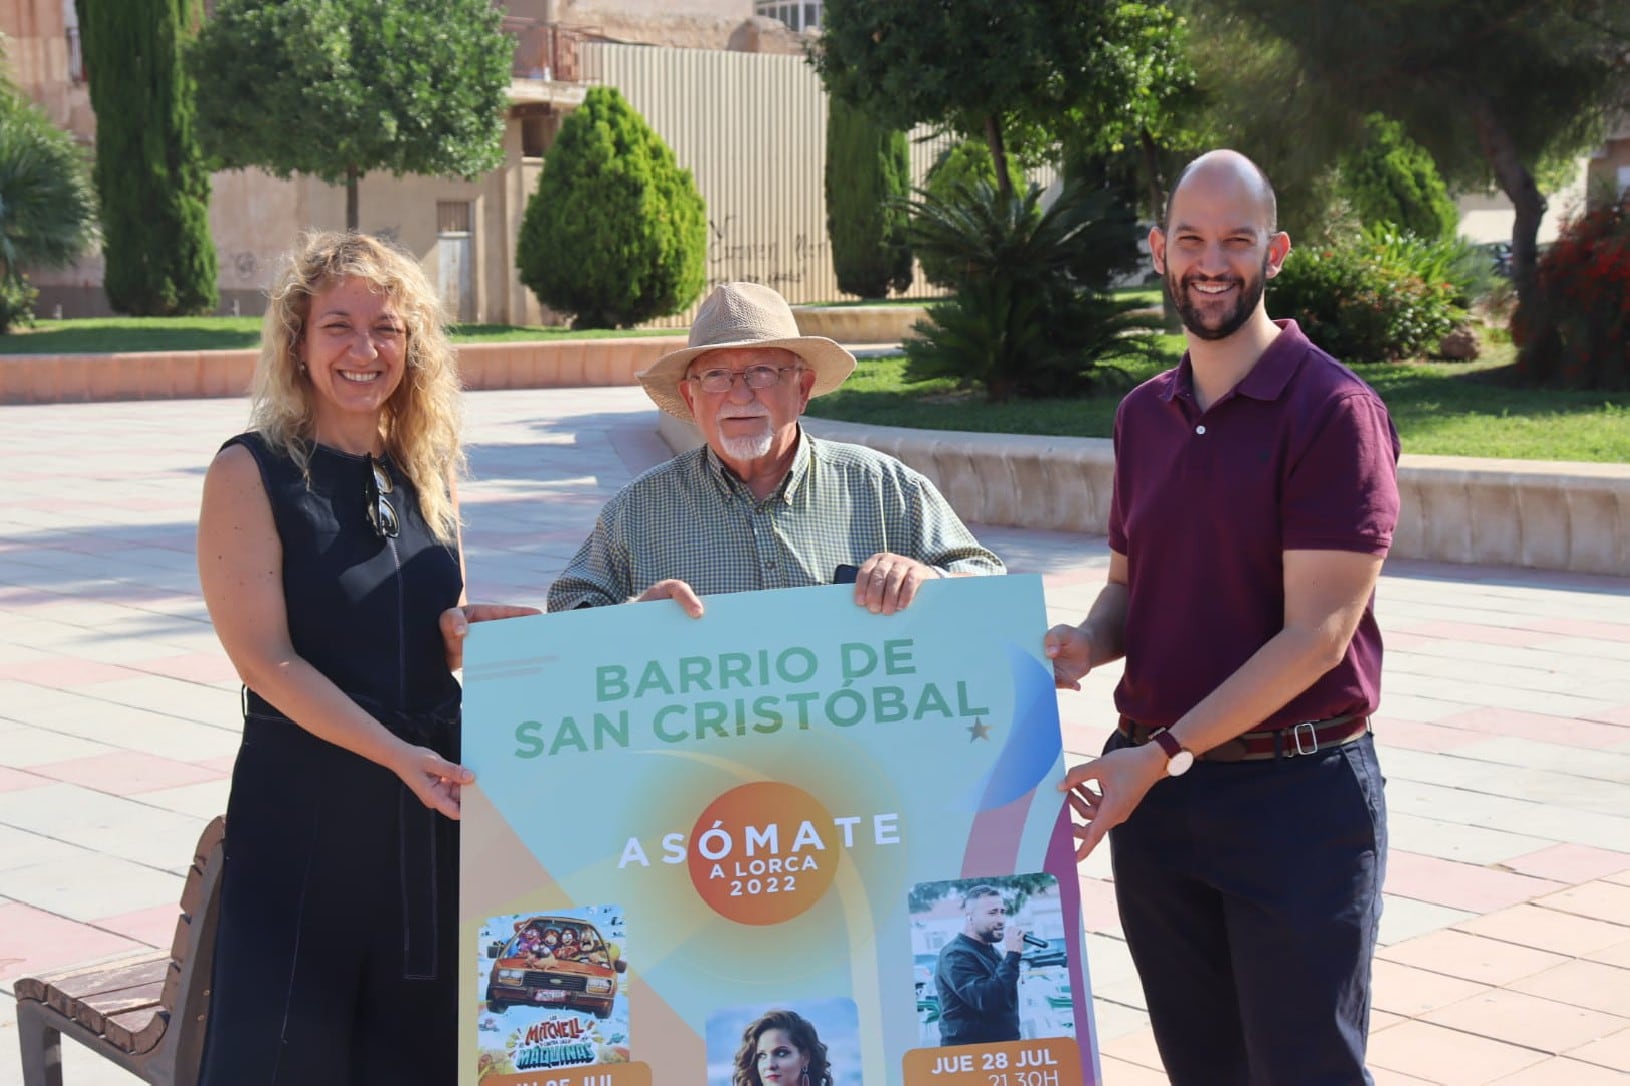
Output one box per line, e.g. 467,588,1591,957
1291,720,1319,756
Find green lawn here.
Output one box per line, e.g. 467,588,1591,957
1113,285,1163,309
808,338,1630,463
0,317,679,355
796,286,1162,309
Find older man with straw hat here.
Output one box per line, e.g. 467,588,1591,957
545,281,1002,617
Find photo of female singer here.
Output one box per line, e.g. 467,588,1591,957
732,1009,835,1086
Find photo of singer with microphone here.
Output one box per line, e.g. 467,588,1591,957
893,874,1071,1051
934,884,1027,1046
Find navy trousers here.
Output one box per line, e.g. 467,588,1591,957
1107,731,1387,1086
199,711,459,1086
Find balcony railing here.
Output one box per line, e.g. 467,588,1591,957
502,18,584,85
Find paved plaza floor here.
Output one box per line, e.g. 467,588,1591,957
1,387,1626,1084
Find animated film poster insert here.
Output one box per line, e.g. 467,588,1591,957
475,904,630,1082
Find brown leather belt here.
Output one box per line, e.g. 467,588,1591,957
1117,713,1371,763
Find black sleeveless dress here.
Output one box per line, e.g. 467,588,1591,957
199,433,463,1086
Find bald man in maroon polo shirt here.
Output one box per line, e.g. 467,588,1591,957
1045,149,1400,1086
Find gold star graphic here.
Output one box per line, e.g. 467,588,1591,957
967,718,991,741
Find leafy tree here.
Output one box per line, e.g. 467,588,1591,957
189,0,512,230
825,97,913,299
815,0,1132,200
1339,114,1458,241
1192,0,1630,308
1035,2,1200,222
75,0,216,316
1173,8,1361,243
516,86,707,329
0,42,96,333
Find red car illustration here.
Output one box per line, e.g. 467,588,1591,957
485,915,626,1019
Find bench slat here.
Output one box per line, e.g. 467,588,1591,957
157,952,187,1026
71,978,166,1034
105,1005,171,1055
13,952,169,1004
178,865,206,918
46,958,169,1005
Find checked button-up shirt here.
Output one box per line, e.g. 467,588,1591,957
546,432,1003,610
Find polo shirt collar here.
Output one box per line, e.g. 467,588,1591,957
1235,319,1308,401
1161,319,1309,406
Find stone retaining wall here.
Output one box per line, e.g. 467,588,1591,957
659,414,1629,577
0,337,689,405
791,305,928,344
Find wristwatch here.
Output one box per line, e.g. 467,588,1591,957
1151,729,1194,776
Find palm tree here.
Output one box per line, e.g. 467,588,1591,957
0,83,96,333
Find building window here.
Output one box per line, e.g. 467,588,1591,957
518,110,555,159
755,0,821,33
62,0,86,85
437,201,472,236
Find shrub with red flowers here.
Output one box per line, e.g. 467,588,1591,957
1512,196,1630,390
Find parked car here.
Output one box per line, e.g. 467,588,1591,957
485,915,626,1018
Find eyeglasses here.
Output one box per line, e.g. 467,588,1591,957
364,454,399,539
686,364,804,394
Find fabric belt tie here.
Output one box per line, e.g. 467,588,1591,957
243,688,458,979
1117,713,1371,763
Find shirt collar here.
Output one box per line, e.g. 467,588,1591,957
1159,319,1309,405
1235,319,1308,401
703,426,810,507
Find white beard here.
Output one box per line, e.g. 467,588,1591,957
714,404,775,461
718,429,774,461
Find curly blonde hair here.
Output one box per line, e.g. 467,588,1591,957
248,231,465,543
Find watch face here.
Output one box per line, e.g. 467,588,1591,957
1167,749,1195,776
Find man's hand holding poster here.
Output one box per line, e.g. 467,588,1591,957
459,574,1098,1085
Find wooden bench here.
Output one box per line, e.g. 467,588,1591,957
14,816,226,1086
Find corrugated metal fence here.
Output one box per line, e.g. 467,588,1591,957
579,42,1053,327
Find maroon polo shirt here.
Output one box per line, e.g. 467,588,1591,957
1106,320,1401,731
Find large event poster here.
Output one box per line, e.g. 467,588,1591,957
459,575,1099,1086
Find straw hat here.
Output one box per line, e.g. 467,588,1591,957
637,282,856,419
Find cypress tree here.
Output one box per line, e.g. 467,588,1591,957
517,87,707,329
1340,114,1459,241
825,97,913,299
75,0,217,315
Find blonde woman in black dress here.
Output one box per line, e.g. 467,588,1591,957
196,232,530,1084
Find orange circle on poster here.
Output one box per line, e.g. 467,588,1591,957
687,781,839,925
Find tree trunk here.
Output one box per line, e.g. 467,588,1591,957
1139,128,1181,332
1467,97,1545,310
1139,127,1167,226
984,115,1013,202
346,164,360,232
